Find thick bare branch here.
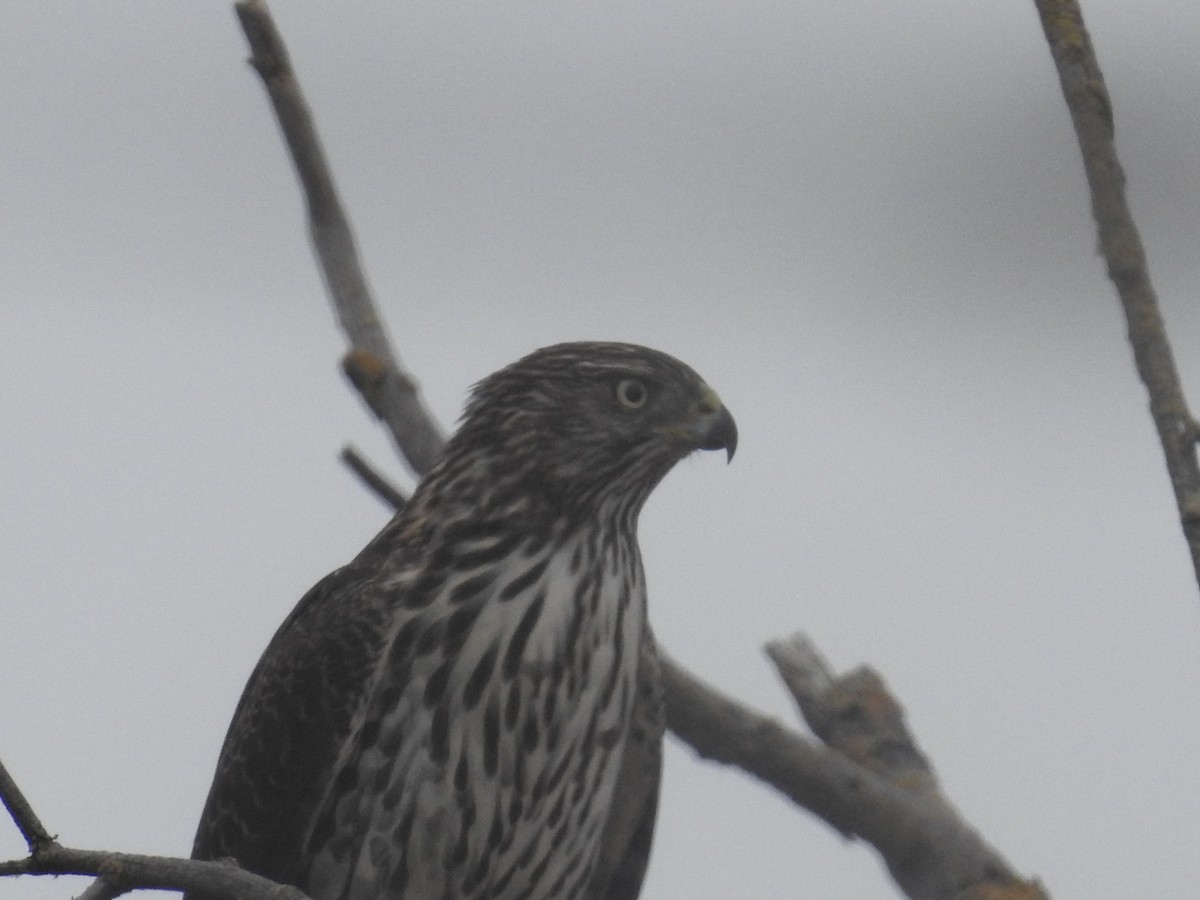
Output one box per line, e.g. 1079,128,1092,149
1034,0,1200,587
234,0,445,477
663,654,1045,900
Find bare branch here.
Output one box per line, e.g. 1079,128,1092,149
0,757,52,851
0,845,311,899
1034,0,1200,588
234,0,445,477
339,445,409,511
766,634,937,796
2,754,311,898
662,653,1046,900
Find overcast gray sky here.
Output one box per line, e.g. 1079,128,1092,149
3,2,1200,897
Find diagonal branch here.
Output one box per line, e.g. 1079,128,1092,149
234,0,445,478
0,757,52,852
664,651,1046,900
339,444,410,510
1034,0,1200,588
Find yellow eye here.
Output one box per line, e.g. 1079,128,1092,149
615,379,648,409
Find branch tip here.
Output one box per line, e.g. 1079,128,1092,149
340,445,408,511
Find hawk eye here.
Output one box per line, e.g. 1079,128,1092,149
615,379,648,409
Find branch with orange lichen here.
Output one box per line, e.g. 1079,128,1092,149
234,0,445,478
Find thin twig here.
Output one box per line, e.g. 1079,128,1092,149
0,757,52,851
339,445,409,511
1034,0,1200,588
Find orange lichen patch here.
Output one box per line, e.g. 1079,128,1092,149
849,677,901,719
890,771,939,795
342,347,390,390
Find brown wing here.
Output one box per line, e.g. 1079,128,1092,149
588,626,665,900
186,549,394,896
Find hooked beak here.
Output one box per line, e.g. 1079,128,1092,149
695,388,738,462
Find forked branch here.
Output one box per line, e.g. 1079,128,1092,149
0,758,308,900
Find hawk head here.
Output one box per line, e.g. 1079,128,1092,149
441,341,736,518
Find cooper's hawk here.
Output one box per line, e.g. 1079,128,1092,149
189,341,736,900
